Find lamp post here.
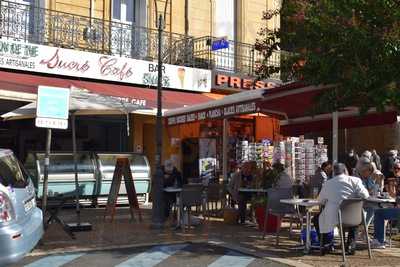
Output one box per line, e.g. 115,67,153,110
151,0,169,228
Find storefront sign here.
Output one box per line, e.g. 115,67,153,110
36,86,70,129
167,101,258,126
0,39,212,93
213,72,280,91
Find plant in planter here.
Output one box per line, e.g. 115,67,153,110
253,163,284,231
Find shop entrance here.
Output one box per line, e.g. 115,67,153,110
181,138,199,181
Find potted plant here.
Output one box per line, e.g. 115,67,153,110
252,164,283,231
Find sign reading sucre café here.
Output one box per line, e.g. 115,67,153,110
0,39,212,93
167,102,258,126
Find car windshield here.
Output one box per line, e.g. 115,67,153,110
0,154,28,188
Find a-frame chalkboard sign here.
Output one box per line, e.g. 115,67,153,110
104,157,142,222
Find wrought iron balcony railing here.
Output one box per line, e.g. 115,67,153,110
0,1,282,78
0,0,193,65
192,36,282,78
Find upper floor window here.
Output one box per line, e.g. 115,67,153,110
112,0,135,23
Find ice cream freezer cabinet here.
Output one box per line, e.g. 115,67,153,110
24,152,151,205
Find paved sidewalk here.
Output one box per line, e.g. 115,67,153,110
31,205,400,267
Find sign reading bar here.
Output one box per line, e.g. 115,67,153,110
0,39,212,93
167,101,258,126
36,86,70,130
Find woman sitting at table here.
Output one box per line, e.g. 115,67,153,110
163,160,185,219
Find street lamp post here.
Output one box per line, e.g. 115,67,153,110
151,0,169,228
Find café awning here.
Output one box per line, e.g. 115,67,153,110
0,70,214,115
1,87,144,120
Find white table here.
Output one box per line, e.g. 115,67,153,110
164,187,183,228
280,198,322,254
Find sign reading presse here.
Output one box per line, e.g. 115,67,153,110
35,86,70,129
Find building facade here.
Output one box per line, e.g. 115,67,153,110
0,0,281,171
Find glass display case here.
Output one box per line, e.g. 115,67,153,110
24,152,151,204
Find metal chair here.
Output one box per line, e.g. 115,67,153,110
262,188,298,245
336,198,372,263
180,184,205,231
206,183,224,216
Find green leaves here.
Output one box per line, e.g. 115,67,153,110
256,0,400,114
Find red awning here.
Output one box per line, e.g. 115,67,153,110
0,70,213,110
257,83,398,135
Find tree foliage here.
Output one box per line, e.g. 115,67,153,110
255,0,400,114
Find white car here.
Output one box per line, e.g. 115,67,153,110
0,149,43,265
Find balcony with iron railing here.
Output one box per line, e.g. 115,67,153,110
0,0,193,65
192,36,282,78
0,0,282,78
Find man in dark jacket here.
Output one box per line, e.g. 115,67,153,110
345,149,359,176
163,160,186,219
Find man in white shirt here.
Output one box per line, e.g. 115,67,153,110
313,163,370,255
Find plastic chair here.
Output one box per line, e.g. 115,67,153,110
180,184,205,230
262,188,298,245
335,198,372,263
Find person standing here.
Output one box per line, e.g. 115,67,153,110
313,163,369,255
371,150,382,171
345,149,359,176
382,150,398,178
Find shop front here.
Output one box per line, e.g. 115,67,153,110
165,82,398,185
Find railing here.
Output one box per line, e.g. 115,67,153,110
0,1,282,77
0,0,193,64
192,36,281,78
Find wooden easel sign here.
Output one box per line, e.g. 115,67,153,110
104,157,142,222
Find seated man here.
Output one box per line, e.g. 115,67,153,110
371,206,400,249
310,161,333,196
163,160,185,219
313,163,369,255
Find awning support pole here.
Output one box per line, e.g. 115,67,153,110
222,118,228,181
332,111,339,163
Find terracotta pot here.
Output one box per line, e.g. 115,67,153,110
255,206,281,232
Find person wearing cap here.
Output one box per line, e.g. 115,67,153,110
163,160,185,219
313,163,369,255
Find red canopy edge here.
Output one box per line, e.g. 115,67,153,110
0,70,213,110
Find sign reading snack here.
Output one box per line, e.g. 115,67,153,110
0,39,212,93
36,86,70,129
212,71,281,91
167,102,258,126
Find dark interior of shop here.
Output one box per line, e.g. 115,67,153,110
0,100,129,162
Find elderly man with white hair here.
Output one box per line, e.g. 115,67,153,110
313,163,369,255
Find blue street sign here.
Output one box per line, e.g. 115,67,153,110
36,86,70,120
211,38,230,51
